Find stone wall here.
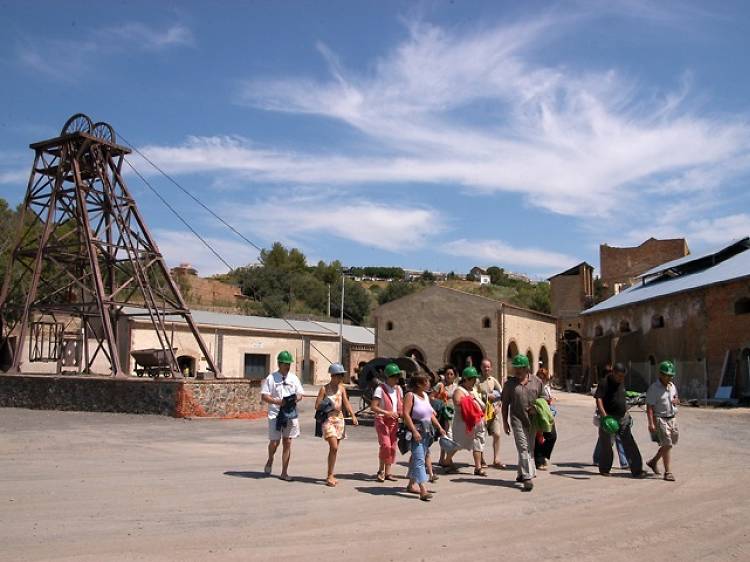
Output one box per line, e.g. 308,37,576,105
0,374,265,418
501,307,557,380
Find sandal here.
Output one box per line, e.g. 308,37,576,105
443,464,459,474
406,485,420,495
263,461,273,475
420,492,433,502
326,478,337,487
279,474,293,482
646,458,662,475
376,471,385,483
664,472,676,482
429,474,439,483
385,474,398,482
491,462,507,469
474,468,487,477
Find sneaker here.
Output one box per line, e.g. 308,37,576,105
599,471,611,477
522,480,534,492
516,475,524,483
633,471,649,479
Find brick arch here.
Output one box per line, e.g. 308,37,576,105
401,345,427,364
444,337,486,370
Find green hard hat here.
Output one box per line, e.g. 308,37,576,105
601,415,620,434
277,350,293,364
462,366,479,379
512,354,530,369
658,361,676,376
384,363,401,377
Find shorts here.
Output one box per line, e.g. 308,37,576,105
486,416,502,436
268,418,300,441
655,417,679,447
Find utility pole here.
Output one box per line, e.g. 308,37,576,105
339,273,345,363
327,284,331,317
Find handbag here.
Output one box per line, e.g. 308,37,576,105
397,423,410,455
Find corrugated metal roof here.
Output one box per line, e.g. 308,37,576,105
127,307,375,345
583,242,750,315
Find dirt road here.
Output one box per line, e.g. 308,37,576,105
1,392,749,561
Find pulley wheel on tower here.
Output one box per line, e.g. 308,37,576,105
61,113,93,136
92,122,116,144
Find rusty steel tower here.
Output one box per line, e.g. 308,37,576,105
0,113,219,377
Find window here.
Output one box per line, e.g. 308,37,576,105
386,321,394,331
651,315,665,328
594,325,603,337
735,298,750,315
619,320,631,333
482,317,491,329
243,354,268,379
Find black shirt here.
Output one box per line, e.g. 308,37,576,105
595,375,626,418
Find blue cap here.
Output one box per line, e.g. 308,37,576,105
328,363,346,375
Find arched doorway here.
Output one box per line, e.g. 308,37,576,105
562,330,583,388
506,340,519,361
526,349,535,371
448,340,484,372
403,347,425,363
539,346,549,369
177,355,196,377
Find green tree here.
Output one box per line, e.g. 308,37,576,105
378,280,417,305
421,270,435,282
331,278,372,324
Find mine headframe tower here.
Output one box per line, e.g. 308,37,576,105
0,113,219,377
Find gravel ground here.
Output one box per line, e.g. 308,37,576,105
1,392,749,561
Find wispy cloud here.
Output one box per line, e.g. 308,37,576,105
17,22,193,81
154,229,259,276
187,16,750,218
219,193,441,253
443,239,578,272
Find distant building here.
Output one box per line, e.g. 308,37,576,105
469,266,487,281
600,238,689,298
478,274,491,285
374,285,556,380
548,262,595,386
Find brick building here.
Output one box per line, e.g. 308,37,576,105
374,285,556,380
600,238,689,298
548,262,594,386
582,237,750,400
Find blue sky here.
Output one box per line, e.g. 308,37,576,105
1,0,749,278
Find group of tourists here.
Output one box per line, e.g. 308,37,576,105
260,349,681,498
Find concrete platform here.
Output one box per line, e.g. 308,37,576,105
1,392,749,561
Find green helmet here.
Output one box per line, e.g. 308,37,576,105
658,361,675,376
601,415,620,434
277,350,293,364
462,366,479,379
384,363,401,377
512,354,530,369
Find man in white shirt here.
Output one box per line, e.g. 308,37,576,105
645,360,679,482
261,350,304,481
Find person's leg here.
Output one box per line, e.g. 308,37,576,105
492,432,501,465
384,420,398,479
615,435,629,468
266,440,279,473
662,446,672,474
526,425,537,480
543,425,557,464
597,429,614,474
593,438,601,465
618,423,644,476
280,437,292,479
326,436,339,485
375,419,389,479
511,418,533,480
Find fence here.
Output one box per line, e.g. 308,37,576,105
628,359,707,405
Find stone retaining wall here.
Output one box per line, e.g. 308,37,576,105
0,374,265,418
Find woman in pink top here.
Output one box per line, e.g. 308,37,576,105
403,373,446,501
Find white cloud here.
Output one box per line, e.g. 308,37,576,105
153,229,259,276
0,168,27,185
17,22,193,80
442,238,578,272
221,194,441,252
